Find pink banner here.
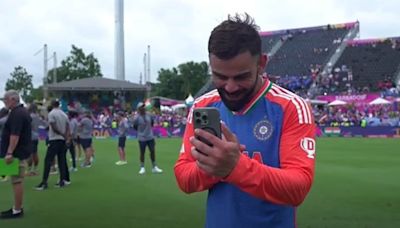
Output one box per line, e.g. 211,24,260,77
316,93,381,104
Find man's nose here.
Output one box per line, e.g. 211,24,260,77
224,79,239,94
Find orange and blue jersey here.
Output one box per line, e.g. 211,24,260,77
174,78,316,228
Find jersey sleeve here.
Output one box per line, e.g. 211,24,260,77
174,105,221,193
223,100,316,206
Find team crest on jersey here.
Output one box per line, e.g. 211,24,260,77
253,119,273,141
301,137,316,159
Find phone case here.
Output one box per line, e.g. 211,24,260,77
193,107,222,142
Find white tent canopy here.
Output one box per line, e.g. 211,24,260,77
308,99,328,105
172,103,187,111
185,94,194,105
328,100,347,106
369,97,391,105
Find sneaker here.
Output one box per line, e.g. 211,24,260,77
138,167,146,175
0,208,24,219
69,167,78,172
81,162,92,168
115,161,127,166
55,180,70,188
0,176,8,182
50,168,58,175
29,170,39,176
54,181,65,188
152,166,163,174
35,183,48,191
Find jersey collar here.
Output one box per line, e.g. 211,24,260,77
232,77,272,115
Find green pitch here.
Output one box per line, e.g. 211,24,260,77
0,137,399,227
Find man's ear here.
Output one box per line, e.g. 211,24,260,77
258,54,268,73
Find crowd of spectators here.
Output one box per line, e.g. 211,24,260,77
313,103,400,127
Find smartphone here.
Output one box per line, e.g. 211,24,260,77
193,107,221,146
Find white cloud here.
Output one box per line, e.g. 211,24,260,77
0,0,399,93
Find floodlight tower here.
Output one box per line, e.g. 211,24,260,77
115,0,125,81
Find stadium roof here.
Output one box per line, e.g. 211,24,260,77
47,77,148,92
259,21,358,37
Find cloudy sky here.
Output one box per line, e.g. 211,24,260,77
1,0,399,92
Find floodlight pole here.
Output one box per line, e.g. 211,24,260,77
34,44,49,100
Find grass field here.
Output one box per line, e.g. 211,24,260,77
0,137,399,227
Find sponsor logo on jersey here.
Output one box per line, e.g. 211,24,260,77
253,119,273,141
301,137,315,159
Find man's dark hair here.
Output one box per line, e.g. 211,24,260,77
208,13,261,59
28,103,37,113
68,110,78,118
51,100,60,108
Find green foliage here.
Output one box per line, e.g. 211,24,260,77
30,86,44,102
48,45,102,83
5,66,33,102
153,61,210,100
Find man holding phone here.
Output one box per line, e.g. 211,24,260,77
174,13,315,228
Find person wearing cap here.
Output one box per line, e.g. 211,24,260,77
133,102,163,174
0,90,32,219
115,111,129,165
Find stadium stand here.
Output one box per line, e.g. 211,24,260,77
264,23,356,76
327,38,400,93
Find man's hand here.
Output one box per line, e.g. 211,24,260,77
5,154,14,165
190,122,242,177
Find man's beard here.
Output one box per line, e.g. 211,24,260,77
217,76,260,112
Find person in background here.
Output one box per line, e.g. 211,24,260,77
115,111,128,166
0,107,9,182
133,102,163,175
27,104,46,176
35,100,70,190
0,90,32,219
79,111,94,168
67,110,79,172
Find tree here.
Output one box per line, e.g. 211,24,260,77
5,66,33,102
47,45,102,83
178,61,209,96
153,61,210,100
152,68,183,99
30,86,44,102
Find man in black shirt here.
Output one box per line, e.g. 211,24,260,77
0,90,31,219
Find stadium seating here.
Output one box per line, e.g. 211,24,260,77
265,25,351,76
332,39,400,92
